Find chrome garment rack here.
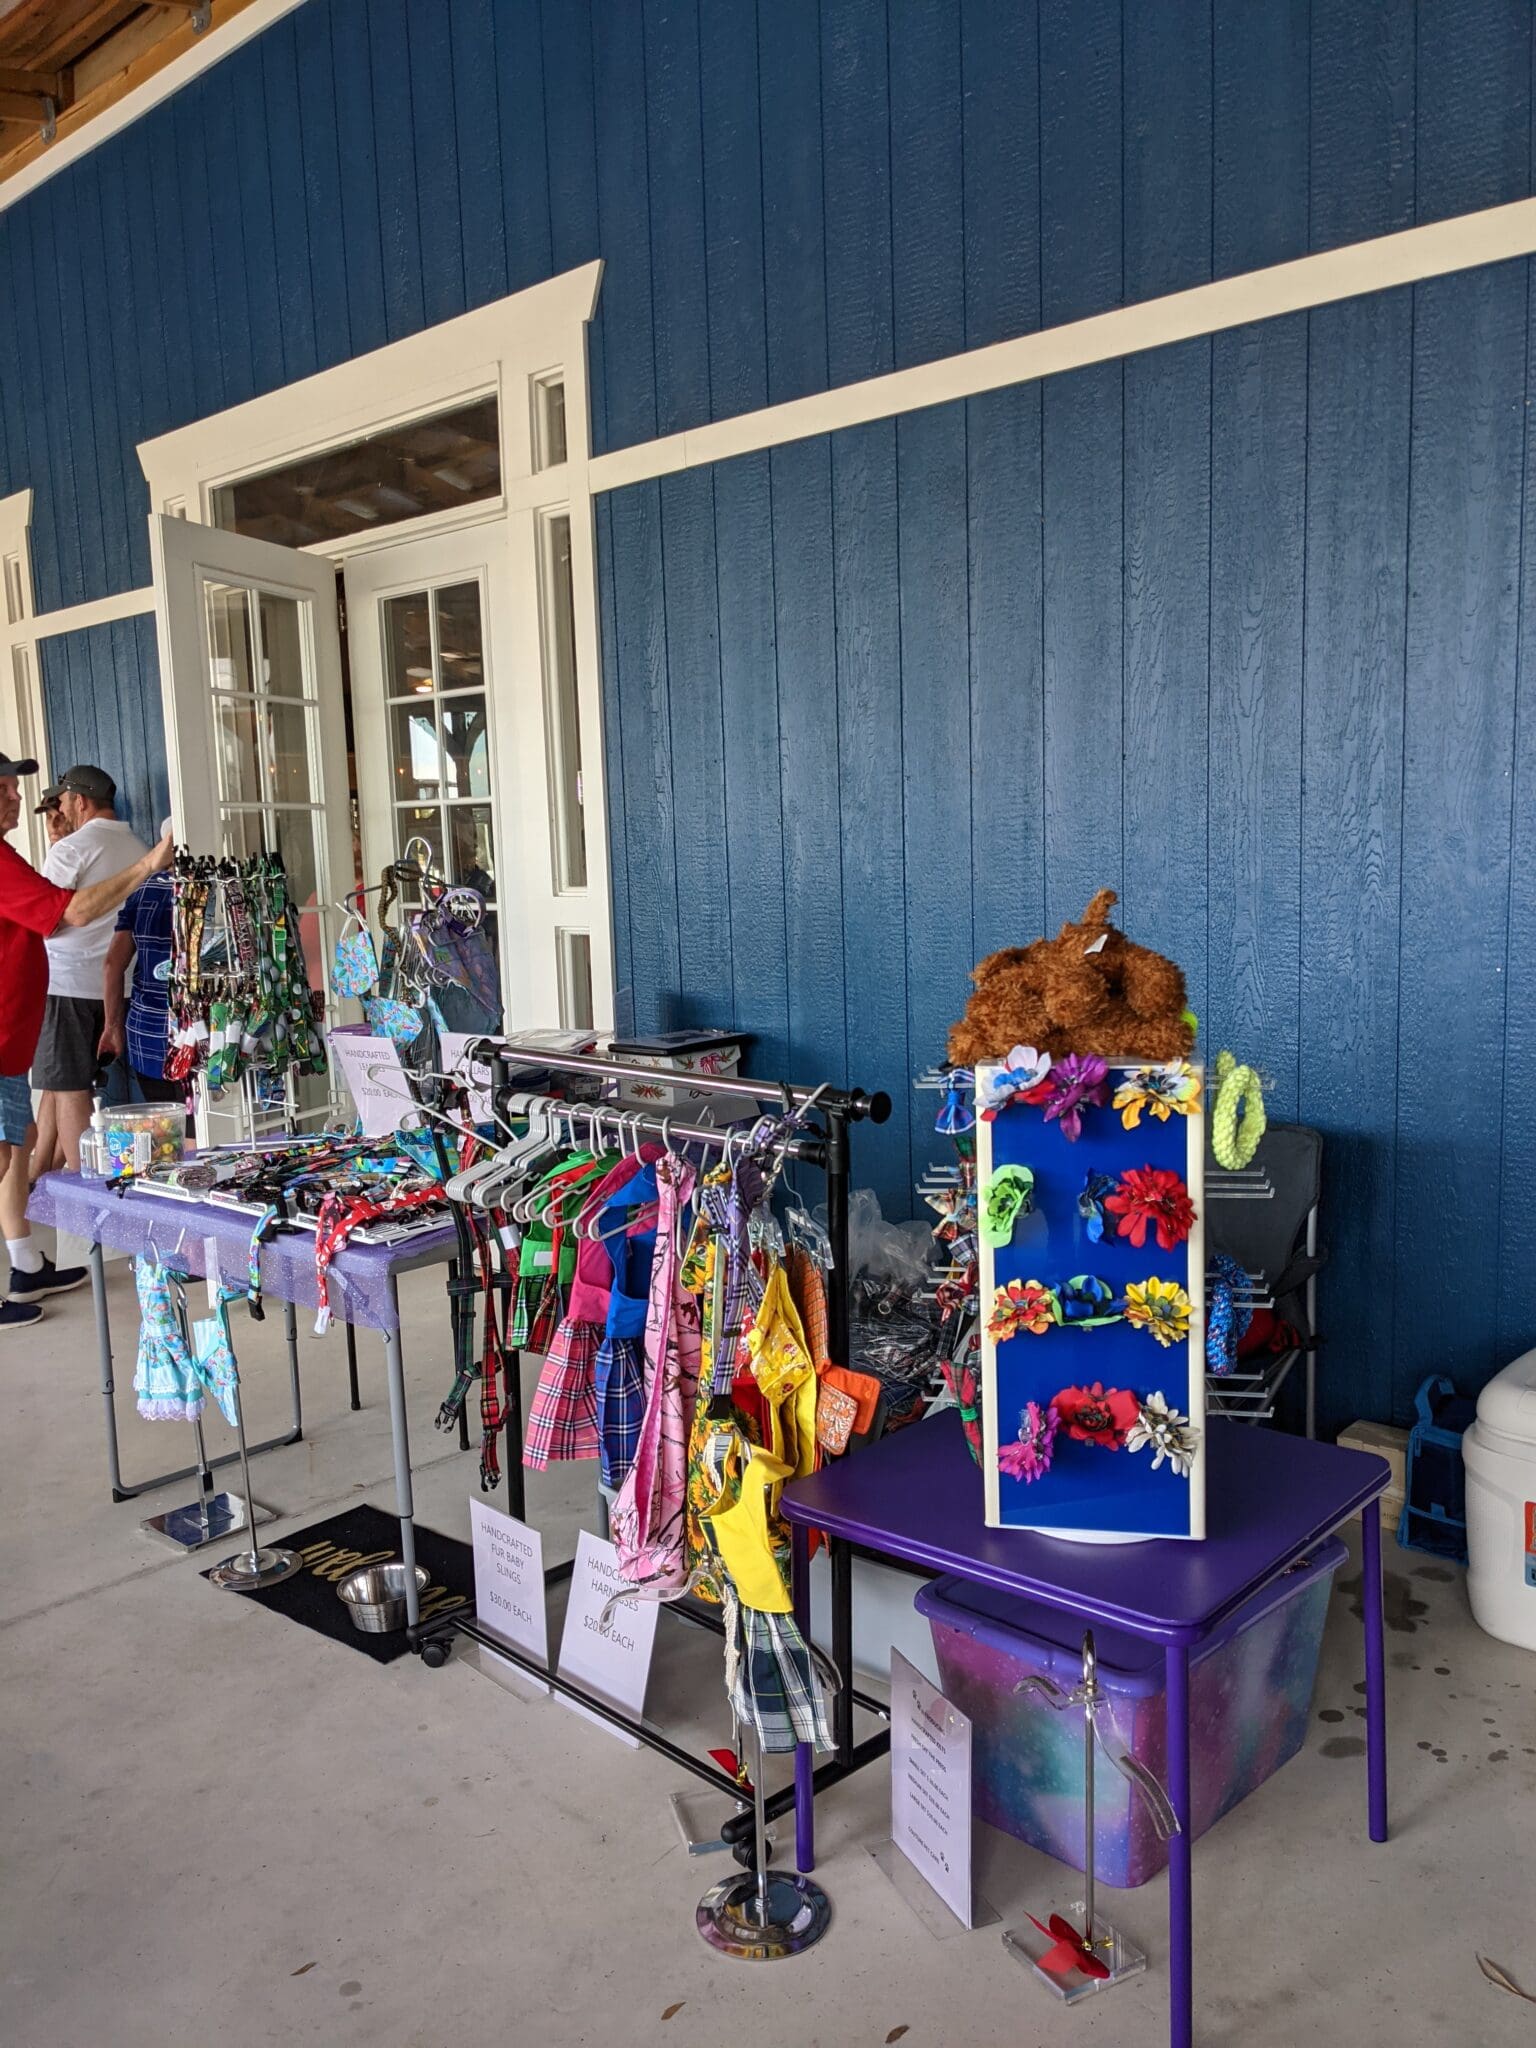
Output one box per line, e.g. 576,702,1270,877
414,1043,895,1854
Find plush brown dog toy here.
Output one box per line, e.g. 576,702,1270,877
947,889,1195,1066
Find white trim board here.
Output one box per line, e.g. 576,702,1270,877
31,588,155,640
0,0,307,216
588,195,1536,494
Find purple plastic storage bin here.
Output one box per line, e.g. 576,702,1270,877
915,1535,1346,1888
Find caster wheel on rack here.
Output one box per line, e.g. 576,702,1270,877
420,1638,451,1669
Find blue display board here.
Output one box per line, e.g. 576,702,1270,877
978,1062,1205,1539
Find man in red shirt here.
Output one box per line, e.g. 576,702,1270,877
0,754,173,1332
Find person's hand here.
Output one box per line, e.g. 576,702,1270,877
147,826,175,875
98,1021,124,1061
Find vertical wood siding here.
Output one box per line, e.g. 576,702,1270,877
1,1,1534,1431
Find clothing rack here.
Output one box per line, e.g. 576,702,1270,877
414,1043,895,1848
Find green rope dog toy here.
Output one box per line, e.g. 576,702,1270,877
1211,1051,1266,1170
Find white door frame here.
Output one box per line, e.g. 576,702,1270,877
136,261,614,1032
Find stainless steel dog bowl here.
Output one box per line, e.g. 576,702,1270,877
337,1561,430,1634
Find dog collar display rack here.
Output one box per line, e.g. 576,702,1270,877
414,1042,894,1953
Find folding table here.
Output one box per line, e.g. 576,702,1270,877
29,1170,460,1613
782,1411,1390,2048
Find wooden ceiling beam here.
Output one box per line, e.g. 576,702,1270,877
0,68,67,104
0,86,54,127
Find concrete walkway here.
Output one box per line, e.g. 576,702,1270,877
3,1252,1531,2048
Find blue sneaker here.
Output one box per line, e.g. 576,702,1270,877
0,1299,44,1331
8,1255,88,1299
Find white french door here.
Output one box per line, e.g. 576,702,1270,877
149,514,355,1129
344,520,578,1030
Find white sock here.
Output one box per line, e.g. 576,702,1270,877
7,1237,41,1275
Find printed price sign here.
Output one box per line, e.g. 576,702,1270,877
440,1031,506,1125
890,1647,976,1928
470,1501,549,1670
555,1530,660,1748
328,1028,415,1138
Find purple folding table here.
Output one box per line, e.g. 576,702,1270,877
782,1411,1390,2048
29,1170,461,1624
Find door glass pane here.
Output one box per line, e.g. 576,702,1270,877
206,583,256,693
214,697,262,805
440,695,490,799
435,581,484,688
259,593,309,699
210,396,502,548
396,805,445,883
382,592,432,695
221,810,268,860
448,803,496,900
540,516,587,890
266,697,312,804
271,809,325,986
389,699,441,801
557,929,593,1030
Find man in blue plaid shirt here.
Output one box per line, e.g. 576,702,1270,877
98,863,183,1106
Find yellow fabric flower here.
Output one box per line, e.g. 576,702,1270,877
1123,1275,1192,1348
1113,1060,1204,1130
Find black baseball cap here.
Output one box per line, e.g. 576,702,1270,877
39,764,115,805
0,753,38,778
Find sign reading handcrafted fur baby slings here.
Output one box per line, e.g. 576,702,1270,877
611,1154,700,1594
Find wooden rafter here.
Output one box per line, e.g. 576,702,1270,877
0,0,257,184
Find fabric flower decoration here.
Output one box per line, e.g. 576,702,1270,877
1053,1381,1139,1448
975,1045,1054,1119
1077,1169,1118,1244
935,1068,976,1134
1024,1912,1112,1984
1126,1391,1200,1476
1040,1054,1109,1142
1113,1059,1203,1129
997,1400,1059,1483
988,1277,1058,1342
1056,1274,1122,1326
1104,1165,1196,1251
1123,1276,1193,1348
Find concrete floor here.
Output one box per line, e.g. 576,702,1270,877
4,1249,1534,2048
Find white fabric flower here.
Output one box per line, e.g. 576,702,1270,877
1125,1391,1200,1477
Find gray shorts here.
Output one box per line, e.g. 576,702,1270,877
32,994,106,1093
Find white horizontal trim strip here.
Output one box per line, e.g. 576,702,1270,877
0,0,306,215
589,196,1536,493
31,587,156,641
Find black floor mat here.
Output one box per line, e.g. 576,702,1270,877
201,1501,472,1664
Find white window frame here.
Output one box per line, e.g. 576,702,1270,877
0,488,48,868
137,260,615,1031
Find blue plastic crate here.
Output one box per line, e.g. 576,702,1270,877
1397,1374,1474,1565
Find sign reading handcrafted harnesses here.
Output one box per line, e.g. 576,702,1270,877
977,1056,1206,1539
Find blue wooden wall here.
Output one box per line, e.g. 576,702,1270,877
37,619,168,838
0,0,1533,1433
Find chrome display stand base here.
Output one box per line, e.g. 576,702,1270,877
695,1725,832,1959
696,1870,832,1960
1003,1904,1147,2002
142,1490,271,1553
208,1544,302,1591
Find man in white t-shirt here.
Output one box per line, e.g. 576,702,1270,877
34,766,149,1170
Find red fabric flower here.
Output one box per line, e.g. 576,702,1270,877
1052,1381,1139,1449
1025,1913,1112,1982
1104,1165,1195,1251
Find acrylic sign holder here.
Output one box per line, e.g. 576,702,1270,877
1001,1629,1178,2001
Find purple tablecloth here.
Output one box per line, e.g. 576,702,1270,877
29,1171,459,1333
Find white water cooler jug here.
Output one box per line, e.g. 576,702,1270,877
1463,1346,1536,1652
